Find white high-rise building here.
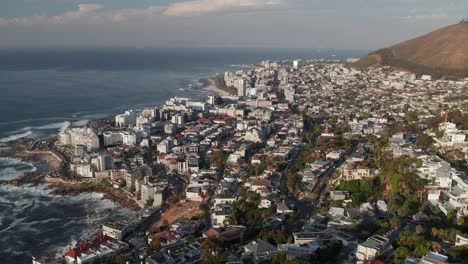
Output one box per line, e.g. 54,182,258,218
293,60,302,69
58,131,71,145
91,154,114,172
59,128,99,150
121,132,137,146
235,78,247,97
103,131,123,146
115,110,136,127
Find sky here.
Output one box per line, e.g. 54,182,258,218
0,0,466,50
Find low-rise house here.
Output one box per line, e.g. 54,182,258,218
203,226,245,243
326,150,343,160
145,252,175,264
147,240,202,264
360,202,376,216
148,231,179,246
293,228,356,246
64,235,129,264
405,251,449,264
356,235,391,262
376,200,388,214
259,198,272,209
455,234,468,247
211,199,235,228
277,244,315,261
101,222,128,240
328,207,345,218
263,214,288,228
330,190,349,201
277,201,294,214
342,163,372,181
243,239,279,261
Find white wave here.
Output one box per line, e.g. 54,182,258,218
35,121,71,132
0,117,70,126
0,158,37,180
71,120,89,126
2,121,71,142
13,121,71,132
0,183,137,257
78,113,110,119
0,131,32,142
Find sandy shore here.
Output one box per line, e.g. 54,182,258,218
200,79,230,96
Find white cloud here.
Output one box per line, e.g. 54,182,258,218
0,3,165,26
0,0,286,27
163,0,286,17
77,4,104,14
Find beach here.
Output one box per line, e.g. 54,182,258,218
199,78,231,96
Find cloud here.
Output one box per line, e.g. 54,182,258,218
77,4,104,14
163,0,286,17
0,0,286,27
400,14,449,21
0,3,164,26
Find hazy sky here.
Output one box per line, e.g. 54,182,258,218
0,0,466,50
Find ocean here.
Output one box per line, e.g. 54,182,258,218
0,47,365,263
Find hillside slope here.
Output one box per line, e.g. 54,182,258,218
351,21,468,79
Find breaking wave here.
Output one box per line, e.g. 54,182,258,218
0,184,137,263
0,131,33,143
0,158,37,181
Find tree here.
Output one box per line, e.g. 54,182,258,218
390,216,402,229
413,243,430,258
447,245,468,262
204,256,228,264
146,197,154,207
393,247,411,264
213,150,228,171
147,237,166,254
416,132,434,150
201,237,220,259
415,225,425,235
316,240,343,261
260,229,288,245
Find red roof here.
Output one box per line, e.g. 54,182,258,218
197,118,210,124
64,235,111,259
148,231,178,243
213,116,231,123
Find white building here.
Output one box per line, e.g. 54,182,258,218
103,131,122,146
115,110,136,127
59,128,99,150
101,222,127,240
157,137,173,154
356,235,391,262
235,78,247,97
121,132,137,146
72,163,95,178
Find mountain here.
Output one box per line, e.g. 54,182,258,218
351,20,468,79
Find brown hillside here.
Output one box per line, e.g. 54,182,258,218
351,21,468,79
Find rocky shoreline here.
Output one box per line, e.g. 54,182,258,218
0,138,141,211
46,179,141,211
